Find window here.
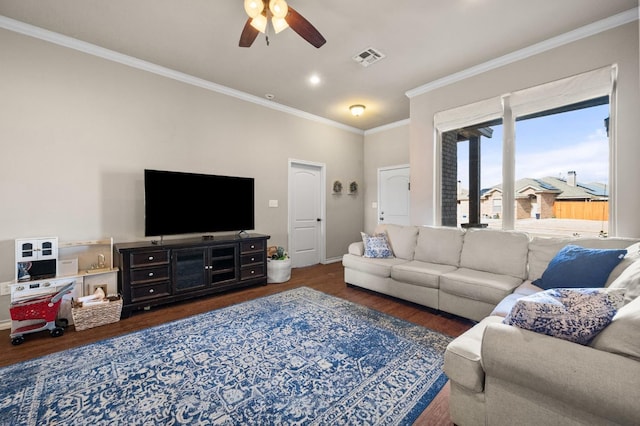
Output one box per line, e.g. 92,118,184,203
435,66,616,237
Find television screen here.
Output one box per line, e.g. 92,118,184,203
144,169,255,237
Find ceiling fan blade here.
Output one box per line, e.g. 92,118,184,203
286,6,326,48
239,17,259,47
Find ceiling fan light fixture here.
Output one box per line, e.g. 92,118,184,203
350,104,366,117
250,14,268,33
272,17,289,34
244,0,264,18
269,0,289,19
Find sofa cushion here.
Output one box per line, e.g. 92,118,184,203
490,281,545,317
527,236,572,282
589,295,640,360
608,254,640,305
533,245,627,290
390,260,457,289
361,232,393,258
440,268,523,305
503,288,625,345
414,226,465,266
527,236,638,283
460,229,529,279
607,242,640,289
378,224,419,260
342,254,407,278
348,241,364,256
444,316,504,393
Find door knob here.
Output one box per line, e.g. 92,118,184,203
317,218,322,222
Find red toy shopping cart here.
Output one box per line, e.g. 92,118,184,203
9,282,74,345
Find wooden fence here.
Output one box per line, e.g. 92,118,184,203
552,201,608,221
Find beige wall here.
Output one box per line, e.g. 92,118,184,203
0,29,364,318
409,22,640,238
362,123,410,233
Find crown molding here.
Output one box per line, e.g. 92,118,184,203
406,7,639,98
364,119,410,136
0,15,364,136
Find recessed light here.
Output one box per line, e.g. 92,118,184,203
309,74,321,85
265,93,275,100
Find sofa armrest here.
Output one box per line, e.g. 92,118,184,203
348,241,364,256
481,323,640,425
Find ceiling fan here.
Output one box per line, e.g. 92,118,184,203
239,0,326,48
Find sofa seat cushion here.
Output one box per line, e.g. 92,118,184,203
390,260,457,289
444,315,504,393
490,281,545,317
440,268,523,306
341,254,408,278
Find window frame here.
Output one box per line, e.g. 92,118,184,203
434,65,617,233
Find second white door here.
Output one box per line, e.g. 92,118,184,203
289,161,324,267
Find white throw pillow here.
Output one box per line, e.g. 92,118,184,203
608,254,640,305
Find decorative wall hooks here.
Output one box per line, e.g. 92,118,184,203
333,180,343,194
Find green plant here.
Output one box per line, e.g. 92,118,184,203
272,246,288,260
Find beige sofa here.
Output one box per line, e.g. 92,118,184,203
342,224,640,425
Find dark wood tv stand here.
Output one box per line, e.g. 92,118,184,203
114,233,270,317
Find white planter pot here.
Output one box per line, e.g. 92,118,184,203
267,258,291,283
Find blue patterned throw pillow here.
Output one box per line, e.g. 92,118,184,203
503,288,625,345
533,245,627,290
361,232,394,258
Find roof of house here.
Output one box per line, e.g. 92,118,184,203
457,176,608,201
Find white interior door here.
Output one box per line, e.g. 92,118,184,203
378,165,410,226
289,161,325,268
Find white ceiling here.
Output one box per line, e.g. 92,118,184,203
0,1,637,131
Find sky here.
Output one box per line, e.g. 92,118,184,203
457,103,610,189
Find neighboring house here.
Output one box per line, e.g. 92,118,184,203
477,171,608,220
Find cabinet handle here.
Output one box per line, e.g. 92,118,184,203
250,245,255,249
149,288,154,293
148,256,154,261
148,272,154,277
250,270,255,274
251,257,255,261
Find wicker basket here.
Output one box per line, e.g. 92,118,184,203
72,296,123,331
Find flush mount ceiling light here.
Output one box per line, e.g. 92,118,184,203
350,104,366,117
239,0,326,48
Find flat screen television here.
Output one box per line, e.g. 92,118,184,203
144,169,255,237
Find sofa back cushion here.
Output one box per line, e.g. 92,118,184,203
527,236,639,283
460,229,529,279
374,224,419,260
608,251,640,304
589,294,640,360
414,226,465,266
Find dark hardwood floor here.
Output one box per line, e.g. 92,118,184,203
0,262,473,425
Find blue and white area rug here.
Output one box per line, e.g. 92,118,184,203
0,287,452,425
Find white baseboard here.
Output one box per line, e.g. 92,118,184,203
323,257,343,264
0,320,12,331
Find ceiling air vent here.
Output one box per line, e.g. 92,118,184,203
352,47,386,67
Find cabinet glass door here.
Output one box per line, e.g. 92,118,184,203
172,248,208,293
